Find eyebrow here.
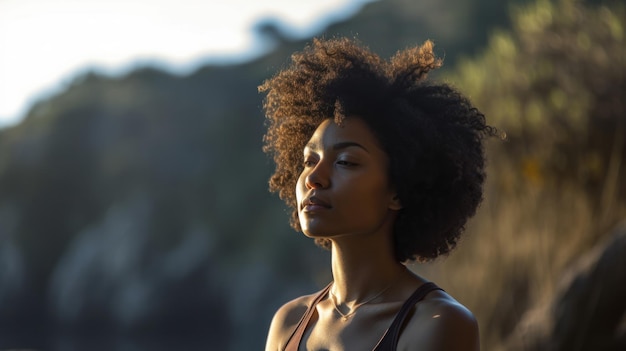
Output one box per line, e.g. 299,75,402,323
305,141,369,153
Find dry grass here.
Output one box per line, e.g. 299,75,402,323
416,1,626,347
411,152,625,350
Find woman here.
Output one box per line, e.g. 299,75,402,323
259,37,496,351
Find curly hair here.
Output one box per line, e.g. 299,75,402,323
259,37,497,262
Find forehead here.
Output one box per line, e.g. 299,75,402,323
305,117,383,151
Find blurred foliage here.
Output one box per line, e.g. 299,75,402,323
433,0,626,349
0,0,624,350
453,0,625,206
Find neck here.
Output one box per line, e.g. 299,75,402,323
329,230,407,304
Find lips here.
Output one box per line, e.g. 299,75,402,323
301,195,331,212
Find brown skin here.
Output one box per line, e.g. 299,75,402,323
260,38,497,262
265,118,479,351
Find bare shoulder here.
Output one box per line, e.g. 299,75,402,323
264,291,319,351
398,288,480,351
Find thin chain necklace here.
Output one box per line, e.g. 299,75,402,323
329,276,399,321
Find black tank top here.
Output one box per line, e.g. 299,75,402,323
283,282,442,351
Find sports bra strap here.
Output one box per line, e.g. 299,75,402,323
282,281,442,351
284,282,333,351
373,282,442,350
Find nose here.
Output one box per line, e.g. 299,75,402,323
305,162,330,189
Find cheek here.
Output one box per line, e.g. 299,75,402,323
295,173,306,203
351,179,392,211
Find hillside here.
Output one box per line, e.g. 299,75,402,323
1,0,623,350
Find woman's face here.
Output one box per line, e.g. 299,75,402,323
296,117,401,240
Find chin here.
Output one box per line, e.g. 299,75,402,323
300,225,333,239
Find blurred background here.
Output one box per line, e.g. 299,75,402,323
0,0,624,350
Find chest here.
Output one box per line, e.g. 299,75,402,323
298,300,405,351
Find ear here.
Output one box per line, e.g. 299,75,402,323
388,193,403,211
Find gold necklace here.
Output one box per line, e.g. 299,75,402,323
329,281,395,321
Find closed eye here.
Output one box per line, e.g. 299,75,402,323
303,159,317,168
337,160,358,167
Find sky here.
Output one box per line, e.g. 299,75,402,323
0,0,374,128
